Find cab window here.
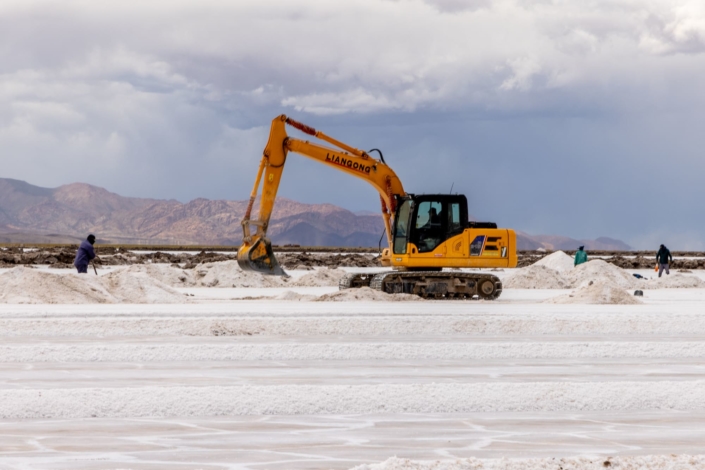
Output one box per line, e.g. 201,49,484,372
448,202,462,236
416,201,442,229
393,199,412,254
414,201,443,253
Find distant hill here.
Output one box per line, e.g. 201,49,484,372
0,178,384,246
515,232,632,251
0,178,632,249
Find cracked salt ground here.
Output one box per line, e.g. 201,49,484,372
2,414,702,470
2,299,705,468
2,261,705,468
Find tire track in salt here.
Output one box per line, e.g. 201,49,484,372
2,341,705,362
2,381,705,419
2,313,705,336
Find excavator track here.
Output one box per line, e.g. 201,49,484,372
338,272,376,290
340,271,503,300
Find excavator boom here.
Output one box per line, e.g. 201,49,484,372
237,115,405,275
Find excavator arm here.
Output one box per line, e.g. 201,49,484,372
238,114,405,275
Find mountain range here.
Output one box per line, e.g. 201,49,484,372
0,178,631,250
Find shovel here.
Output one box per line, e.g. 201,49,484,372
92,261,98,275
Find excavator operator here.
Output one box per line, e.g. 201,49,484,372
425,208,441,228
417,207,443,252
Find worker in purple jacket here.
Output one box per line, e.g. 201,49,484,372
73,234,96,273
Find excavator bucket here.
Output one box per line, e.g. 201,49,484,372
237,237,287,276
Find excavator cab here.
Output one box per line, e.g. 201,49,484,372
393,194,475,255
389,193,512,271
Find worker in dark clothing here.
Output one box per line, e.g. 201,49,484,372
574,246,588,266
656,244,673,278
418,207,442,253
421,208,441,229
74,234,96,274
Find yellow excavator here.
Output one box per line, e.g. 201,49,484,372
237,115,517,299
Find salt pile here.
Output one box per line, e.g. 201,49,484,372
564,259,641,289
193,260,288,288
350,455,705,470
0,267,114,304
649,273,705,288
544,280,642,305
502,264,571,289
0,266,186,304
290,267,347,287
508,256,705,293
533,250,575,272
117,264,195,287
272,291,316,301
106,263,356,289
315,287,421,302
192,263,348,288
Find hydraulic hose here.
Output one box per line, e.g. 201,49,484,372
368,148,386,165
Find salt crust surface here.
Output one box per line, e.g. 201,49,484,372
246,287,418,302
2,381,705,419
315,287,420,302
0,267,185,304
3,341,705,362
544,280,642,305
651,273,705,288
4,311,705,337
350,455,705,470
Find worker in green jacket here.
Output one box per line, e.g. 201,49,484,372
574,246,588,266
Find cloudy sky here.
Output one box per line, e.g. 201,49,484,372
2,0,704,248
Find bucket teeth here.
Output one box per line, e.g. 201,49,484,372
237,238,287,276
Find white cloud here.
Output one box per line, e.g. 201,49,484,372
499,57,542,91
639,1,705,54
282,87,445,115
0,0,704,244
1,0,703,118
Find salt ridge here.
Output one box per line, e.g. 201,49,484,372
350,455,705,470
2,381,705,419
2,340,705,362
3,312,705,337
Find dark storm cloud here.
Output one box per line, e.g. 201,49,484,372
1,0,704,248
